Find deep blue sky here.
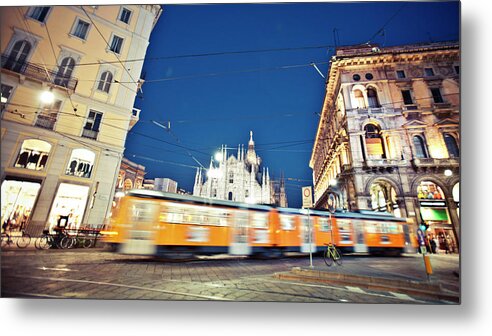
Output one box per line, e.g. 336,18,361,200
124,1,459,208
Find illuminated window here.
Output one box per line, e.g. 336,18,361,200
124,179,133,190
319,217,331,232
65,148,95,178
417,181,445,200
109,35,124,54
280,215,294,230
4,40,32,72
364,124,385,158
97,71,113,93
14,139,51,170
413,135,428,158
27,6,51,23
119,7,132,24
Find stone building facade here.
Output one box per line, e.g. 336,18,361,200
1,5,161,234
193,131,287,206
309,42,460,249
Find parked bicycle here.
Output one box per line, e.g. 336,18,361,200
1,230,31,249
323,242,342,266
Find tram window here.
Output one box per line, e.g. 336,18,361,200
319,217,331,232
131,202,154,222
366,222,377,233
280,215,294,230
252,212,268,228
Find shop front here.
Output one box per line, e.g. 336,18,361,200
417,181,457,253
47,183,90,232
1,178,41,233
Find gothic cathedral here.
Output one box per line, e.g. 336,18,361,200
193,131,287,206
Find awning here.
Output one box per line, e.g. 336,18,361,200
421,208,449,221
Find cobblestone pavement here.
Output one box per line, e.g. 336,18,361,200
0,248,459,303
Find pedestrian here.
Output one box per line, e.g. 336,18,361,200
432,235,439,254
429,235,437,254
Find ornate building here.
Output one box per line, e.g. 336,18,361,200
116,157,146,192
193,131,287,206
309,42,460,249
1,5,162,234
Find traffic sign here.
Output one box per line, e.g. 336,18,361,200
302,186,313,209
327,192,336,213
417,228,425,246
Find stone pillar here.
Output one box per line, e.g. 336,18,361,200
446,197,460,249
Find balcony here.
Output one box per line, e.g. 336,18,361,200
1,54,78,91
364,158,406,168
129,108,140,130
348,106,398,116
411,157,459,168
34,113,57,130
402,104,421,119
82,128,99,140
432,102,455,117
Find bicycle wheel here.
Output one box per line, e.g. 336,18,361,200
59,236,74,249
17,233,31,248
1,234,11,248
334,248,343,266
323,248,334,266
37,235,51,249
82,238,93,248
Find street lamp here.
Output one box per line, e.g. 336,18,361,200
444,169,453,177
329,179,337,187
40,89,54,104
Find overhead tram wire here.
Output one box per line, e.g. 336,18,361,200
34,43,339,68
80,6,140,92
364,2,407,45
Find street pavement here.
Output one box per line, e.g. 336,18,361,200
0,246,459,304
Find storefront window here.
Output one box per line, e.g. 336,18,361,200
14,139,51,170
370,182,399,215
417,181,445,200
65,148,95,178
47,183,89,232
1,180,41,232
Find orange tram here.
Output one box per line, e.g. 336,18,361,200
102,190,418,258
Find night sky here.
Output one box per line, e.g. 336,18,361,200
124,1,460,208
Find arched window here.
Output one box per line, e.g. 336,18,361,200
15,139,51,170
229,172,234,184
228,192,233,201
413,135,428,158
444,133,459,158
5,40,32,72
364,124,385,158
97,71,113,93
65,148,96,178
354,89,366,108
367,87,380,108
55,57,75,87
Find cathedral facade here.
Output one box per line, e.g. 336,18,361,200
193,132,286,206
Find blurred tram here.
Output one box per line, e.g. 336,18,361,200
102,190,418,258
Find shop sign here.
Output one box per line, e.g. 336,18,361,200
419,200,447,207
